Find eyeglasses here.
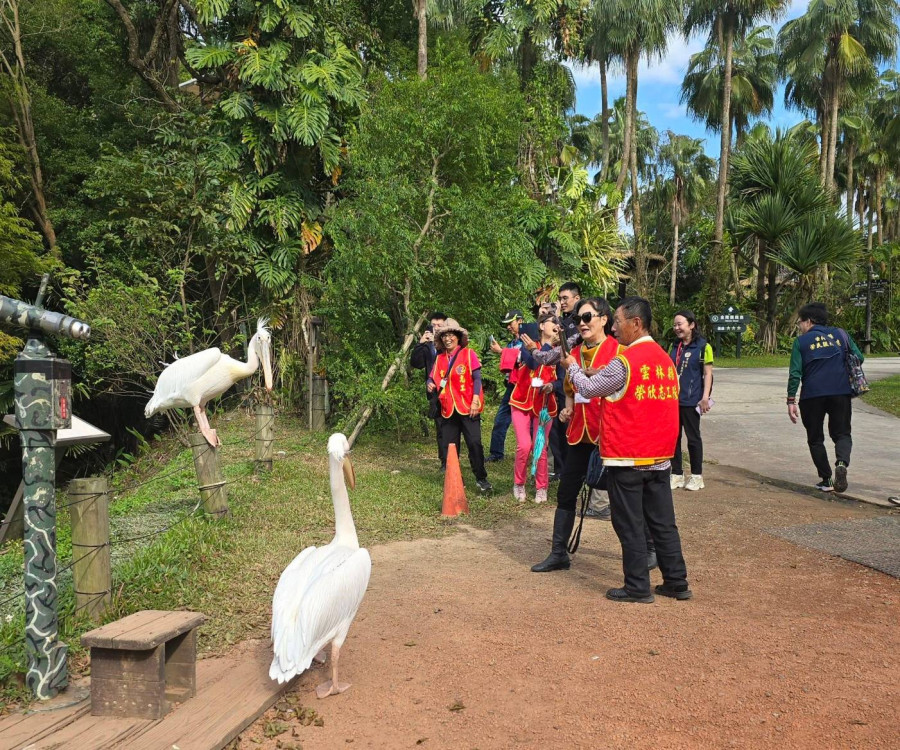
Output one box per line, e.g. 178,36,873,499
578,312,603,324
441,332,458,338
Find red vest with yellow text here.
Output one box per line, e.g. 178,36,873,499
509,362,558,418
600,339,679,463
567,336,620,446
430,347,483,418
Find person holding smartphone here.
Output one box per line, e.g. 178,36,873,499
411,311,448,466
669,310,714,491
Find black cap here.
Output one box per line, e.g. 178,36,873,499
500,309,524,324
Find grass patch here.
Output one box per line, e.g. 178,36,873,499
861,374,900,417
0,406,534,711
715,354,791,368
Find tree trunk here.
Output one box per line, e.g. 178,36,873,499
416,0,427,80
825,74,841,195
710,24,735,309
599,58,610,184
754,241,766,328
628,62,645,296
875,170,884,246
615,52,636,194
669,220,680,305
845,141,855,225
1,0,57,252
765,258,778,353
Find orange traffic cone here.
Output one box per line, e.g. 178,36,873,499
441,443,469,517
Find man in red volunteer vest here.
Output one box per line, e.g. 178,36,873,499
563,296,692,604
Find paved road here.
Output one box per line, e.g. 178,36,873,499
700,357,900,507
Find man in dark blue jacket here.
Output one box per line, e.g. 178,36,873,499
787,302,865,493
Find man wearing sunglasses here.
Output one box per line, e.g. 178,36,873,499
563,296,691,604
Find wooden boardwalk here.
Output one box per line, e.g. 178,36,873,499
0,640,294,750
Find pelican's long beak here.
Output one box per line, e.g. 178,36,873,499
261,340,274,392
342,456,355,490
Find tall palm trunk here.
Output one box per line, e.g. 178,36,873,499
845,141,855,224
628,61,646,296
755,241,766,327
599,58,610,184
765,258,778,353
710,23,735,307
669,220,680,305
875,170,884,246
615,52,636,194
416,0,427,80
825,75,841,195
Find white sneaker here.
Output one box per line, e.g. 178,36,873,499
685,475,704,491
534,488,548,504
513,484,526,502
670,474,685,490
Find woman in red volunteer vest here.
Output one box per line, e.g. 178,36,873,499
427,319,492,493
509,313,560,504
564,296,691,604
530,297,621,573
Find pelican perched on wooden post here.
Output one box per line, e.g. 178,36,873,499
270,433,372,698
144,318,274,446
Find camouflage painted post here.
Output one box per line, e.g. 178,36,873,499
2,286,89,700
15,338,70,699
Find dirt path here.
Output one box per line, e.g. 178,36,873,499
234,464,899,750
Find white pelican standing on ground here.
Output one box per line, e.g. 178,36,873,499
270,433,372,698
144,318,274,446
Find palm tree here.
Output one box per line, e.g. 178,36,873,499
582,8,615,183
658,132,716,303
414,0,466,79
777,0,899,194
680,25,778,148
729,129,860,350
684,1,788,308
604,0,684,296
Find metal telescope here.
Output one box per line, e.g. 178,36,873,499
0,276,90,341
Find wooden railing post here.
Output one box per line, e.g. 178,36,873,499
188,434,229,518
254,403,275,472
68,477,111,622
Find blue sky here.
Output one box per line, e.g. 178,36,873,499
569,0,813,153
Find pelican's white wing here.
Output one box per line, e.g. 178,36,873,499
269,544,372,683
144,347,223,416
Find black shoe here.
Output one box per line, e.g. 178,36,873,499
605,587,654,604
655,583,693,600
815,477,834,492
476,478,493,493
584,504,611,521
485,455,503,463
646,550,658,570
834,463,848,493
531,508,575,572
548,472,561,482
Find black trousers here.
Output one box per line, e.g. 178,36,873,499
671,405,703,476
799,395,852,480
607,467,688,598
555,442,595,512
439,412,487,481
556,443,655,552
435,416,447,467
548,415,568,474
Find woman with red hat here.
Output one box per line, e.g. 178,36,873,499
428,319,493,493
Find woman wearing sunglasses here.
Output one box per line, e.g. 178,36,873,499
531,298,621,572
509,313,560,503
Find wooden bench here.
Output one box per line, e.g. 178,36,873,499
81,609,207,719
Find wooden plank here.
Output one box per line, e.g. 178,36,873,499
81,611,172,648
82,611,206,650
125,640,295,750
90,646,164,683
24,713,153,750
91,675,166,720
0,702,90,750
